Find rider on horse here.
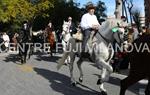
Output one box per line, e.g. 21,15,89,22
67,16,77,36
45,21,56,55
18,21,30,43
18,21,31,64
80,3,100,58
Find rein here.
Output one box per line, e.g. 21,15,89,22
97,31,112,44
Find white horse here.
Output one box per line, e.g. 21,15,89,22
61,21,72,64
57,18,128,95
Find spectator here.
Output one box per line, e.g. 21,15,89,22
2,32,10,52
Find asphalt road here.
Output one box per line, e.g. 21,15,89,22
0,51,147,95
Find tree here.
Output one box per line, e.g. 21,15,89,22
47,0,81,30
126,0,133,24
132,9,142,33
145,0,150,28
0,0,54,31
95,1,107,23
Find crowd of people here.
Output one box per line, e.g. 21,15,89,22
0,3,150,95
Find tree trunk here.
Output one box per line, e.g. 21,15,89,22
114,0,123,19
145,0,150,28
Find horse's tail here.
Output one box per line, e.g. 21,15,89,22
57,37,76,70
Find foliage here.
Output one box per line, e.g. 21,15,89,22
95,1,107,23
46,0,107,30
0,0,107,32
0,0,54,31
47,0,81,30
132,9,142,33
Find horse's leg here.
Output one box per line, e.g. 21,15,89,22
62,40,66,52
145,78,150,95
66,55,71,65
50,47,53,57
97,68,110,95
62,40,68,64
120,73,144,95
22,52,26,64
96,58,113,95
24,45,29,64
68,52,76,86
96,58,113,75
77,58,84,83
20,52,25,64
28,48,32,60
27,45,32,60
19,50,24,64
57,51,70,70
20,55,24,64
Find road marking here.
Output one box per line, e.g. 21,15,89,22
17,64,34,72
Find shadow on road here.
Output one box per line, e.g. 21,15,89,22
109,76,146,95
34,67,100,95
94,74,146,95
34,54,61,63
3,54,20,64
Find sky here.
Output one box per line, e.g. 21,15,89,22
76,0,144,16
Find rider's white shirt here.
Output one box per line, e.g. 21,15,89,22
80,13,100,30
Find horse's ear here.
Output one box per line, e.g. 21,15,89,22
117,22,120,27
63,20,65,24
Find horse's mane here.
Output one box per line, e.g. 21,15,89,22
98,18,126,41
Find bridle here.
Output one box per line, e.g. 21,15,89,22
97,26,127,44
97,31,111,44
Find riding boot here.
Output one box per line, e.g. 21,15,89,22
80,52,88,58
80,52,93,62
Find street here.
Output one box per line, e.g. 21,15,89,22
0,51,147,95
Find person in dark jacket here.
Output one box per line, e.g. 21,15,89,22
67,16,77,36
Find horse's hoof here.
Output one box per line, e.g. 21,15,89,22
19,63,24,65
71,82,77,86
97,78,102,85
21,60,24,64
21,62,25,65
101,91,107,95
79,77,83,83
50,53,53,57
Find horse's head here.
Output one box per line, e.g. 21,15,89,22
61,21,72,42
112,26,128,44
62,21,70,34
98,19,129,45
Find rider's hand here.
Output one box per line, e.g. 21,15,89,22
92,25,99,30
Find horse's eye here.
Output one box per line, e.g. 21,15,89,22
120,32,123,35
